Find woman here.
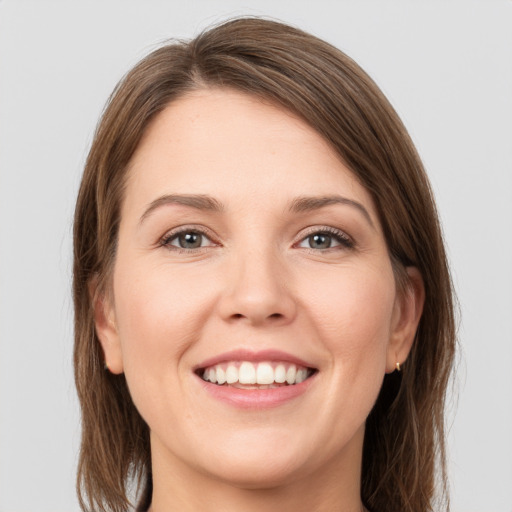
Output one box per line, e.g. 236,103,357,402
73,17,455,512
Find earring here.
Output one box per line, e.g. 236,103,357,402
396,361,401,372
104,360,110,372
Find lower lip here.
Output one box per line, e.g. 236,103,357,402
196,373,317,409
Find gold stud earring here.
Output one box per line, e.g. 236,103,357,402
396,361,401,372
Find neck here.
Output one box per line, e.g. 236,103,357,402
147,428,366,512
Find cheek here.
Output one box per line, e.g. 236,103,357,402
110,259,222,430
111,259,215,377
305,264,396,366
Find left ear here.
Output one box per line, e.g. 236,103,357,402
386,267,425,373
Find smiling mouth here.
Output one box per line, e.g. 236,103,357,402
197,361,317,388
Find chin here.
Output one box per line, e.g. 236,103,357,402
201,453,306,490
186,426,325,489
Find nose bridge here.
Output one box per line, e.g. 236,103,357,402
219,238,296,325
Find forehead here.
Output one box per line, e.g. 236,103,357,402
124,88,376,217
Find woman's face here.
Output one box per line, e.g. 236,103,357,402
97,88,420,488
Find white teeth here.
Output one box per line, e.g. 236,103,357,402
256,362,275,385
295,368,308,384
239,362,256,384
201,361,312,386
286,365,297,384
216,366,226,385
226,365,238,384
275,364,286,383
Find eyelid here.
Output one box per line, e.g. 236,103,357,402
294,225,355,249
156,224,354,252
158,224,219,250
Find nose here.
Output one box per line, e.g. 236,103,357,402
217,248,297,327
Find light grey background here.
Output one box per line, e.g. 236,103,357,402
1,1,511,511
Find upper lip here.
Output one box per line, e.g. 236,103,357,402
194,349,317,372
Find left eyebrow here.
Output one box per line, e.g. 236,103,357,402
289,195,375,229
139,194,225,225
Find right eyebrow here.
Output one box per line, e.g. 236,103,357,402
139,194,224,225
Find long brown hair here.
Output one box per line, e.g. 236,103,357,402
73,16,456,512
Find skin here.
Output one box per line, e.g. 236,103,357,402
94,88,424,512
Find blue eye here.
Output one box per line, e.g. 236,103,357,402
174,232,203,249
307,233,335,249
161,229,215,250
298,229,353,250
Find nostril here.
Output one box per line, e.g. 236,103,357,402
232,313,282,319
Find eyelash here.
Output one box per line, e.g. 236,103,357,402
158,225,355,252
158,225,218,253
295,226,355,251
